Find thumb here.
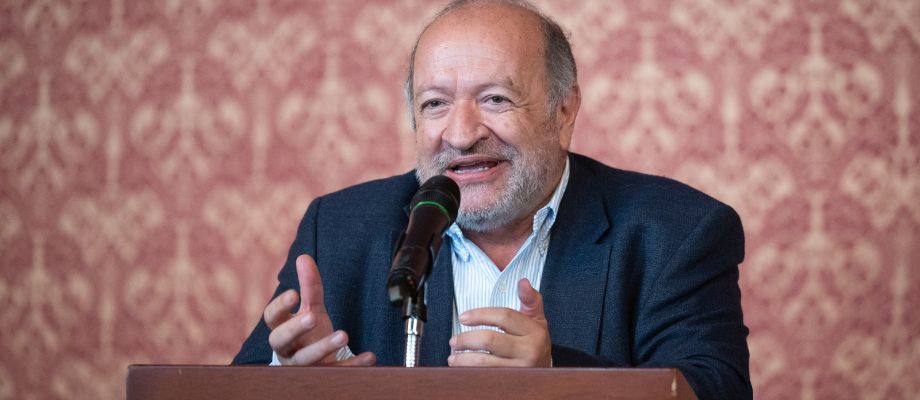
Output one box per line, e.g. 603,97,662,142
517,278,545,320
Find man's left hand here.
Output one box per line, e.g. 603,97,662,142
448,278,552,367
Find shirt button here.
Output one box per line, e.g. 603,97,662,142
498,282,508,293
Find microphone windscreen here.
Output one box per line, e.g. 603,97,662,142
411,176,460,223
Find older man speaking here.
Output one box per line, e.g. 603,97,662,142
234,1,752,399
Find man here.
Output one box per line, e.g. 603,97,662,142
234,1,752,398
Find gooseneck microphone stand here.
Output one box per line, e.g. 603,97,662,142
401,284,427,368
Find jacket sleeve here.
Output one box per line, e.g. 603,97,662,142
552,205,752,400
231,197,322,365
634,204,751,399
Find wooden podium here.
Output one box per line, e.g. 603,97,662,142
127,365,697,399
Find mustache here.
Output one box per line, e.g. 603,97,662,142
428,141,518,174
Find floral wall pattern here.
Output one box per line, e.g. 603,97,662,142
0,1,918,399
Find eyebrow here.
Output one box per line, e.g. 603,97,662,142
415,78,520,100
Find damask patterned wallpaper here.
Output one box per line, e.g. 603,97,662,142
0,0,917,399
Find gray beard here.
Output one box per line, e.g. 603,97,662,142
415,138,564,233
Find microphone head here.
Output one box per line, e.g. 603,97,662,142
411,175,461,223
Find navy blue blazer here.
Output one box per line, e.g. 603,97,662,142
233,153,752,399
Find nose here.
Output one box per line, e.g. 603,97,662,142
443,100,489,151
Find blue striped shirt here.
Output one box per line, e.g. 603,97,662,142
448,158,570,335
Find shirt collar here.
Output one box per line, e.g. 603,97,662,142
447,157,571,261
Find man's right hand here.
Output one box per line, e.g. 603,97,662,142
264,254,376,366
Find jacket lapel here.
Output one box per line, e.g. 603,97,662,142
540,156,612,352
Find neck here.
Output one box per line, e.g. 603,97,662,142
463,210,533,270
462,171,562,271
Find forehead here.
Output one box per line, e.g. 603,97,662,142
413,4,545,86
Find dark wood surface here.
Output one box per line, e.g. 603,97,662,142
127,365,697,400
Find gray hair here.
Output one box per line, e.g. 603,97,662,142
403,0,577,130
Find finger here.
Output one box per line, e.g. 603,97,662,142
517,278,545,320
263,289,299,330
288,330,349,366
335,351,377,367
448,351,523,367
268,312,317,358
296,255,326,314
460,307,532,336
450,330,518,358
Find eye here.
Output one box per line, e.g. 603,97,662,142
486,95,508,104
421,99,444,110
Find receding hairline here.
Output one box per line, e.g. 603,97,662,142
414,0,547,60
429,0,545,25
427,1,544,31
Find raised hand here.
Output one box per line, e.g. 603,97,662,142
263,254,376,366
448,278,552,367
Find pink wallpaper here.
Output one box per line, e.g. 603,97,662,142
1,1,918,399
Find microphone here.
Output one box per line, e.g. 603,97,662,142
386,175,460,306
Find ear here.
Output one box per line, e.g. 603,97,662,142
556,84,581,151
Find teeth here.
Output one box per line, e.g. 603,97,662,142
451,160,499,174
455,165,490,174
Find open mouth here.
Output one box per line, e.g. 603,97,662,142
450,160,502,174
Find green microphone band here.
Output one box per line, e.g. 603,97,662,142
414,201,452,222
